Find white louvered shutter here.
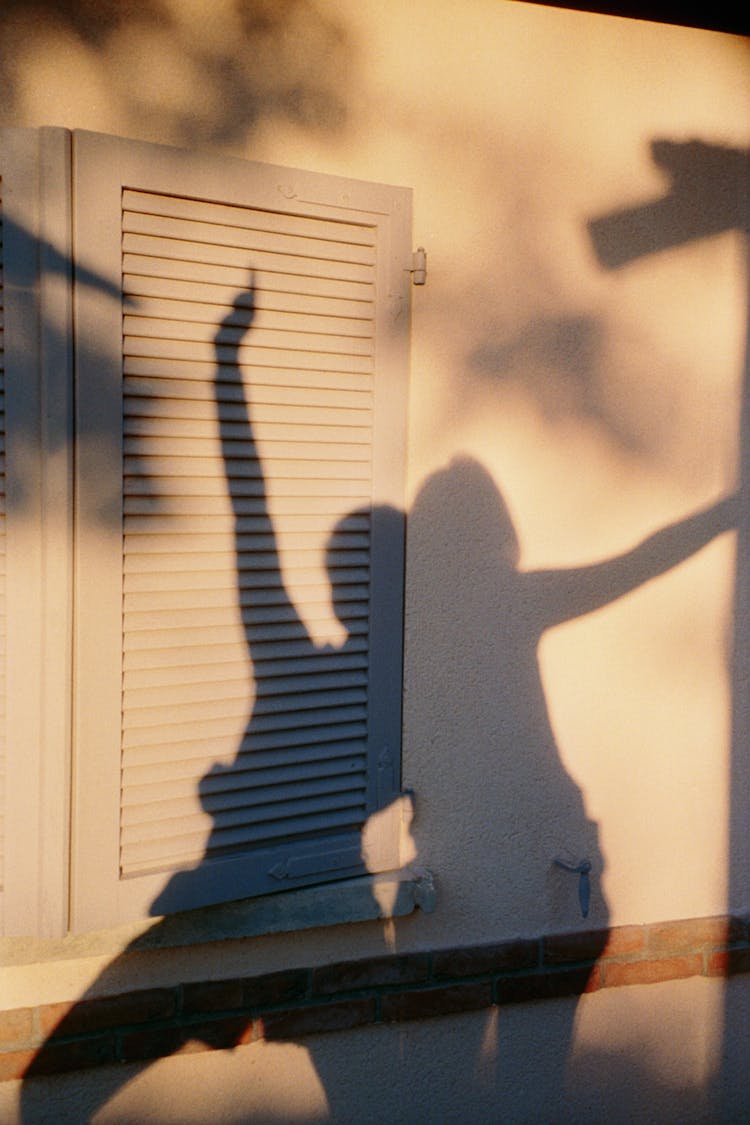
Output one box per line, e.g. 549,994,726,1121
71,131,411,931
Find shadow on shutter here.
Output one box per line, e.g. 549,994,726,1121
120,191,377,884
71,132,410,929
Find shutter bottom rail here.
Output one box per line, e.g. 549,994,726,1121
4,912,749,1082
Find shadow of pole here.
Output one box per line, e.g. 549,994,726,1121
588,136,750,1113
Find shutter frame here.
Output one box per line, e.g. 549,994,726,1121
0,127,73,938
70,131,411,932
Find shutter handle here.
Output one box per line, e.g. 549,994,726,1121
553,857,592,918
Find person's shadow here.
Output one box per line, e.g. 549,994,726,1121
408,452,737,911
403,451,736,1107
19,276,738,1122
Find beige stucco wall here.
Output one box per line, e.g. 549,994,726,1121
2,0,750,1117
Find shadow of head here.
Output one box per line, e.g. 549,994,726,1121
326,503,405,630
410,456,520,572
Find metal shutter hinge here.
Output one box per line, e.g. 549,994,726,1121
410,247,427,285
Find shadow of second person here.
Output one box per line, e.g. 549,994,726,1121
406,455,736,934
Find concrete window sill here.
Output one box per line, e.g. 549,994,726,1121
0,867,437,967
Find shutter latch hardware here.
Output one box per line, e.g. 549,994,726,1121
410,247,427,285
553,856,592,918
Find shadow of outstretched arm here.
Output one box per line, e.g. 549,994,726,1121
525,493,738,630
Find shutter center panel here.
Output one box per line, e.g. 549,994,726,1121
119,189,377,880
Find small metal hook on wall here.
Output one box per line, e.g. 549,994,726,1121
554,857,592,918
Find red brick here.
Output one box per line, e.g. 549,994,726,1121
496,965,600,1006
544,926,644,966
0,1008,34,1048
118,1024,185,1063
0,1049,37,1083
647,916,742,954
182,979,244,1015
40,988,177,1038
259,998,376,1041
433,941,538,980
120,1014,255,1062
604,954,703,989
381,982,492,1023
243,969,308,1010
602,925,648,958
312,954,429,995
19,1034,116,1078
181,1015,255,1051
707,948,750,977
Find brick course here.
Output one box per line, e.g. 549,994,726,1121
4,913,749,1084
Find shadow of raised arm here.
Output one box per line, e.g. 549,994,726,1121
213,275,305,655
524,493,738,631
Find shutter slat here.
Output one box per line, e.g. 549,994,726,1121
125,273,374,321
123,475,370,502
123,189,376,248
125,511,369,537
122,806,365,873
125,686,367,729
124,315,374,356
124,581,369,611
124,528,368,555
124,456,371,481
123,633,369,672
124,669,367,711
125,411,372,448
123,546,369,572
124,599,367,631
123,784,367,844
123,737,367,788
124,494,367,518
125,757,364,809
124,435,372,462
123,253,374,302
125,800,366,854
123,564,370,593
124,333,374,375
122,783,367,841
122,704,368,751
122,233,374,284
128,295,373,337
124,365,373,399
122,651,368,693
123,617,367,652
123,211,376,267
123,724,368,770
